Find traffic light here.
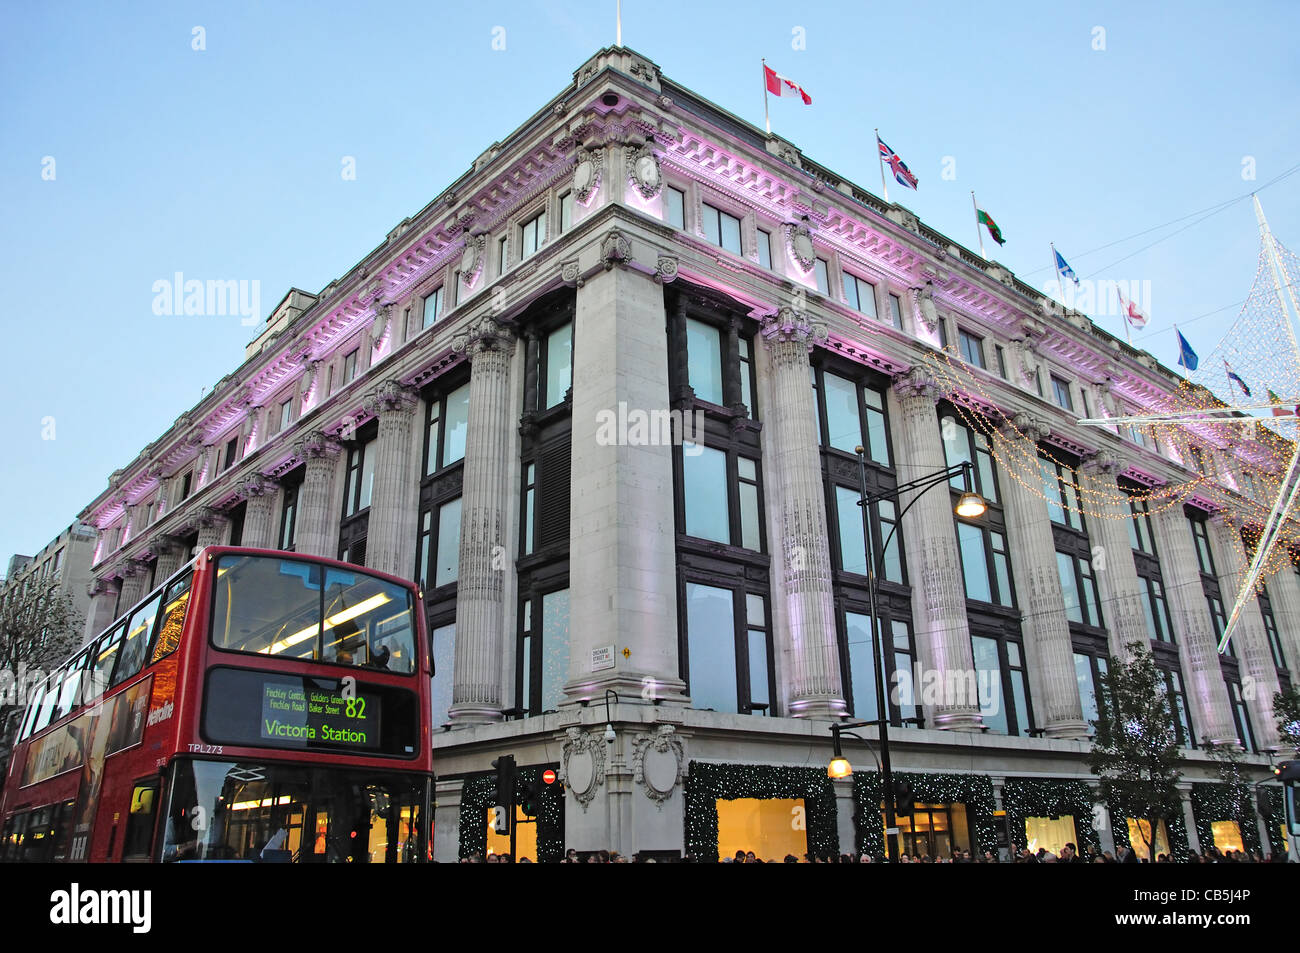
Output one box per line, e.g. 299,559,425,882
1275,760,1300,783
893,779,914,818
491,755,516,834
519,775,542,818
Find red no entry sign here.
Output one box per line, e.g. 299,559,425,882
542,769,557,785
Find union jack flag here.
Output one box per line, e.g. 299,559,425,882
877,136,918,190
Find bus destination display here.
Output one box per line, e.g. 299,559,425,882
261,681,380,751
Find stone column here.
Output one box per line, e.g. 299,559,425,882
1178,783,1200,856
759,308,845,718
292,431,343,558
85,576,121,641
448,315,515,724
564,258,687,705
1209,517,1282,750
363,380,420,578
152,535,188,581
116,558,151,610
1264,566,1300,682
1078,452,1151,662
833,776,856,857
892,366,982,730
993,414,1086,739
432,776,464,862
238,476,280,550
194,507,229,551
1150,505,1237,745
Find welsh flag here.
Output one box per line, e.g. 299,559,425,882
764,64,812,104
977,207,1005,246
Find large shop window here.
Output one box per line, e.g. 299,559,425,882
885,802,972,860
716,798,806,862
682,583,771,714
1025,815,1078,856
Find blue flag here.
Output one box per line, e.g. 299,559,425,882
1176,329,1199,371
1054,249,1079,286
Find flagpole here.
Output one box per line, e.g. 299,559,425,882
616,0,622,45
875,128,890,204
1050,242,1062,305
1117,287,1133,347
762,58,771,135
972,191,986,259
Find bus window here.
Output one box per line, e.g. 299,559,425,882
211,556,321,659
322,568,416,674
53,651,90,721
90,624,125,702
115,594,161,686
18,681,46,741
123,782,159,860
32,671,64,735
151,572,192,663
1,813,24,863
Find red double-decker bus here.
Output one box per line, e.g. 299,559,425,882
0,547,431,863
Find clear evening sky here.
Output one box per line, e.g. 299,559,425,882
1,0,1297,565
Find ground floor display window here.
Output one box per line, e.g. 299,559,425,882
716,797,806,862
1125,818,1170,860
1023,815,1078,855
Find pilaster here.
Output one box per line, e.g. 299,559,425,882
993,415,1086,739
362,381,420,577
449,315,516,724
891,366,982,730
1078,452,1150,663
292,431,343,558
759,307,845,718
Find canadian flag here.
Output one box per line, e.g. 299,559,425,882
764,64,812,105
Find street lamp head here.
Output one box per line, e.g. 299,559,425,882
827,756,853,779
954,491,988,519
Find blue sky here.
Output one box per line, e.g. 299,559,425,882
1,0,1297,565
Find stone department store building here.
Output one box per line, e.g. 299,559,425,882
75,48,1296,861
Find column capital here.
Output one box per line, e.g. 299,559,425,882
148,533,188,558
237,474,279,499
891,364,940,401
87,575,121,599
294,430,343,461
195,506,228,529
364,379,419,417
1081,449,1126,476
758,307,827,351
115,556,151,579
997,411,1050,445
452,314,516,358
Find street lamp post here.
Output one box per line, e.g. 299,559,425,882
853,448,985,862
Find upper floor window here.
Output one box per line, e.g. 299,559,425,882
542,322,573,410
341,349,359,388
972,634,1032,736
278,482,298,551
1161,667,1196,749
1190,516,1215,575
1142,577,1175,643
179,471,193,502
222,436,239,472
1258,588,1288,670
941,415,999,503
813,257,829,295
681,444,764,553
702,204,742,255
756,229,772,269
686,318,725,406
424,382,471,475
1041,457,1085,532
842,272,878,319
517,588,570,716
1051,375,1074,412
423,287,443,329
887,293,903,330
958,329,986,369
682,583,771,715
520,210,546,259
342,437,376,518
995,345,1008,379
558,191,574,234
817,369,890,466
956,522,1014,607
1057,551,1103,627
665,187,685,229
279,398,293,432
497,235,508,274
1127,496,1156,554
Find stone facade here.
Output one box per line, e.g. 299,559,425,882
68,47,1292,861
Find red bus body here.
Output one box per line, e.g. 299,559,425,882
1,547,431,863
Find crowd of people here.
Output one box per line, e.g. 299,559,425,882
459,842,1290,863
